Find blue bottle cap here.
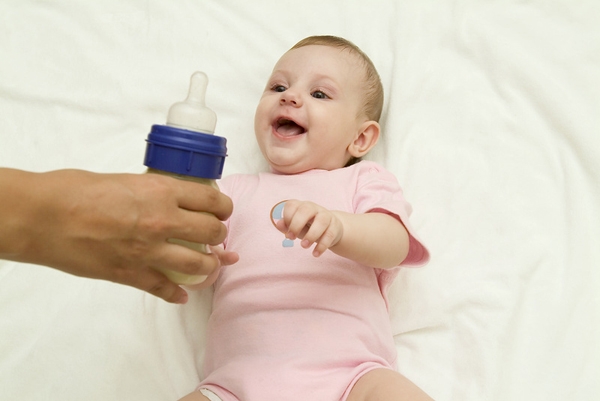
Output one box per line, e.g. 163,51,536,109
144,124,227,179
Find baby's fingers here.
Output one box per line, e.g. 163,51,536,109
299,214,337,256
312,226,341,257
275,219,292,238
283,205,316,238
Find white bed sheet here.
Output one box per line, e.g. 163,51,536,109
1,1,599,400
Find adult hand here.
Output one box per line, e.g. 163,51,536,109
183,245,239,291
0,168,233,304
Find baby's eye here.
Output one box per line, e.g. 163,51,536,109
311,90,329,99
272,85,286,93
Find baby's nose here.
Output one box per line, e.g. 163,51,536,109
280,90,302,107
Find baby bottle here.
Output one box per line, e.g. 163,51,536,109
143,71,227,285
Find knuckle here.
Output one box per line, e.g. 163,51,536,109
146,278,173,300
202,185,221,205
216,193,234,220
319,229,337,248
181,253,218,275
324,230,337,243
123,239,150,262
296,202,312,214
137,214,172,238
108,262,136,285
285,200,302,214
143,173,174,197
202,187,233,221
203,218,227,244
147,279,166,295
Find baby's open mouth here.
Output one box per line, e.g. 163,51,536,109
275,118,306,137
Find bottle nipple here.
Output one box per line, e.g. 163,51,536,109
167,71,217,134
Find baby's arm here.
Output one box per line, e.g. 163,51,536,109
330,211,409,268
277,200,409,269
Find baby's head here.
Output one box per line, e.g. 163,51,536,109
290,36,384,124
254,35,384,174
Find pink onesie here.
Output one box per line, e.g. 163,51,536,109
198,161,429,400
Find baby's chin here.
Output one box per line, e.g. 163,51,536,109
265,152,348,174
268,164,307,175
264,154,303,175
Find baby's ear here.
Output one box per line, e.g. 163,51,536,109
348,120,380,158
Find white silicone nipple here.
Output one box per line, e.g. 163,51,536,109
167,71,217,134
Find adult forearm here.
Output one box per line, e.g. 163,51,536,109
0,167,234,303
0,168,39,260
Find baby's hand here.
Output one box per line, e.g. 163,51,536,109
275,200,343,257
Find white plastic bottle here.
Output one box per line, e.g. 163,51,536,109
143,71,227,285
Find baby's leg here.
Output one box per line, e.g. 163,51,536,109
347,368,434,401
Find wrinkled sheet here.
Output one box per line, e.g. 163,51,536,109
1,1,598,400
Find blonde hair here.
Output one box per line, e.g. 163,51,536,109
290,35,384,123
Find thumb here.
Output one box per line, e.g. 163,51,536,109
209,245,239,266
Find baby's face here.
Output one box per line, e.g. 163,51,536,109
254,45,368,174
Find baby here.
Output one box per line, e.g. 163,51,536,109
179,35,432,401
